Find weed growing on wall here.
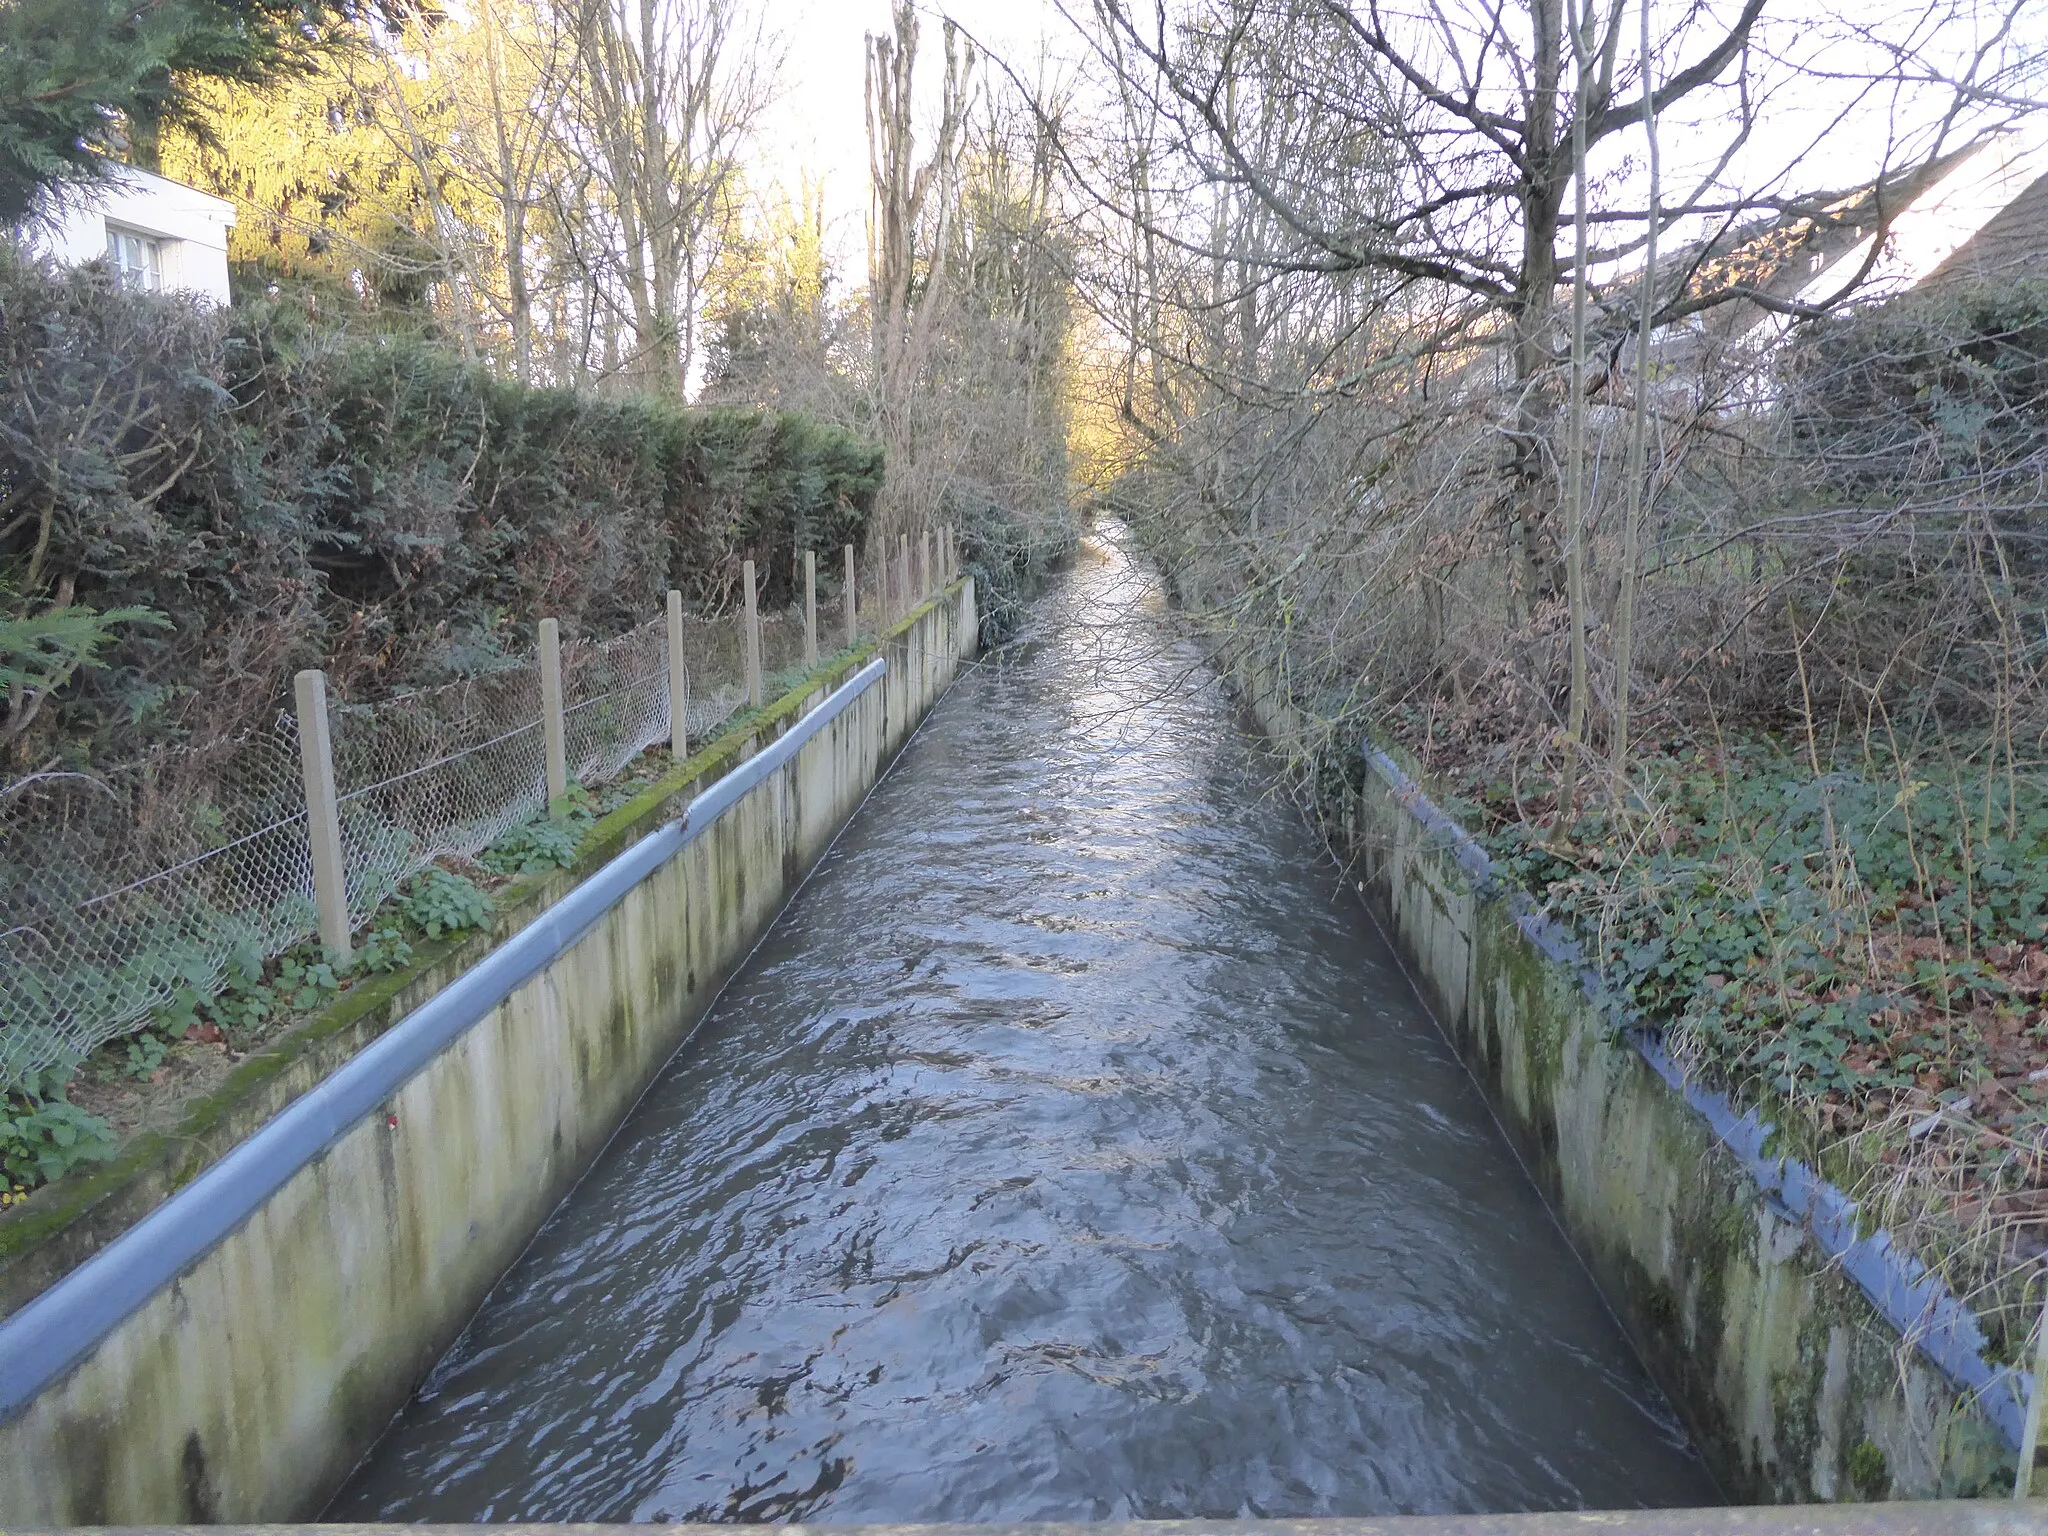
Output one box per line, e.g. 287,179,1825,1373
480,787,596,877
1,1062,117,1193
398,869,494,941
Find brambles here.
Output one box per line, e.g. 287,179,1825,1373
0,1062,116,1189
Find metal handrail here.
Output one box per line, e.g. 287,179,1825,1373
0,657,888,1424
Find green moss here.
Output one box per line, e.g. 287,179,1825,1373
1642,1278,1681,1331
1768,1354,1821,1473
0,926,481,1268
1847,1438,1888,1498
1477,913,1572,1111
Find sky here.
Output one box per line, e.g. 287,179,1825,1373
755,0,2046,292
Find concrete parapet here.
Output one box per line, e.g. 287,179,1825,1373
14,1503,2048,1535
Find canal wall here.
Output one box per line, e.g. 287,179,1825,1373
1227,661,2022,1506
0,581,978,1526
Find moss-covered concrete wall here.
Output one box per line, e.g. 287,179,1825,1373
1227,661,2014,1506
0,583,977,1525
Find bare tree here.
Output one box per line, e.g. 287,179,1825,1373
569,0,780,393
1066,0,2044,606
1048,0,2041,771
866,0,976,534
360,0,579,381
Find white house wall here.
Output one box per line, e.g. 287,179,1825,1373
40,167,236,306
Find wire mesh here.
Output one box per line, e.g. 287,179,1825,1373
0,540,963,1094
0,726,315,1092
0,603,798,1094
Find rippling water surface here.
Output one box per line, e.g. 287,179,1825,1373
332,528,1716,1521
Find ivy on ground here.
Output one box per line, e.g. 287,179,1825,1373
1421,736,2048,1325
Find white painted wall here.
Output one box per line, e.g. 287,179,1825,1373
38,167,237,305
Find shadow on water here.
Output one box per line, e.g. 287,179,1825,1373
330,524,1719,1522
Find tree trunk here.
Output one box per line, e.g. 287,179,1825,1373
1507,0,1568,619
1611,0,1662,783
1559,0,1599,821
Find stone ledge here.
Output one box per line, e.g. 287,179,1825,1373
21,1502,2048,1535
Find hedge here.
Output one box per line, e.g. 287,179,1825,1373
0,249,884,769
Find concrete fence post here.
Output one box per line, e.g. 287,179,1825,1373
538,617,568,805
743,558,764,707
804,550,818,667
666,588,688,760
293,668,352,963
844,544,857,648
898,536,911,618
920,530,932,597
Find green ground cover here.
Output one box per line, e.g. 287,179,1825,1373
1403,724,2048,1348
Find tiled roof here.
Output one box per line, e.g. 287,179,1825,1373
1923,167,2048,287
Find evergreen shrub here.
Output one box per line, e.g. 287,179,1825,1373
0,248,884,771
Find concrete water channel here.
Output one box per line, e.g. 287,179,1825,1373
328,530,1717,1521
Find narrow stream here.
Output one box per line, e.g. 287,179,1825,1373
332,527,1716,1521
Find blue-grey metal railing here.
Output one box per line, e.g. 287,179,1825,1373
0,657,887,1423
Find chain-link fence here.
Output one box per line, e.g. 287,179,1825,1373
0,547,955,1095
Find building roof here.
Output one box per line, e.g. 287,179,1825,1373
1923,163,2048,287
1783,126,2048,307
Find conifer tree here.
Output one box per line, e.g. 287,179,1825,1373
0,0,369,224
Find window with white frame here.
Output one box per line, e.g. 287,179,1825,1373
105,226,163,292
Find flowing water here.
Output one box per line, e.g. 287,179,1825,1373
332,528,1717,1522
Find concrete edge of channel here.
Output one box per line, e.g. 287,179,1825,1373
0,656,891,1426
18,1503,2048,1535
0,582,981,1525
1201,624,2020,1500
1359,742,2032,1452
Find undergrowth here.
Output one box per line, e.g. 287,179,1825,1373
1402,721,2048,1348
